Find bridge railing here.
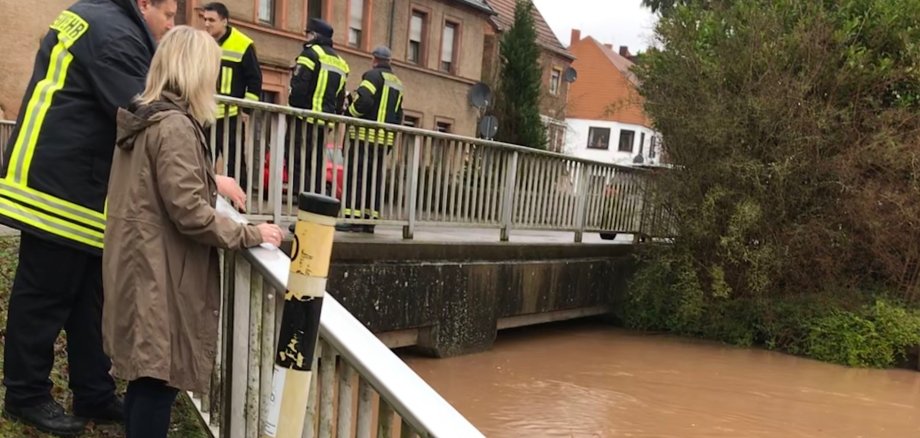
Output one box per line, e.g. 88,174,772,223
215,97,671,241
0,120,14,167
189,198,484,438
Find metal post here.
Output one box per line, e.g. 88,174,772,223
499,152,519,242
269,115,286,225
262,193,340,438
573,163,591,243
403,135,421,239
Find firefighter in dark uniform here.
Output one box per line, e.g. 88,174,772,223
338,46,404,233
288,18,349,197
201,2,261,189
0,0,175,434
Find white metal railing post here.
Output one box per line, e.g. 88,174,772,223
403,133,421,239
500,151,519,242
269,114,286,224
573,163,591,243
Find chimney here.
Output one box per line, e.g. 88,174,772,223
603,43,613,50
570,29,581,45
619,46,631,57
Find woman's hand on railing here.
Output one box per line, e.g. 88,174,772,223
216,175,247,212
256,223,284,247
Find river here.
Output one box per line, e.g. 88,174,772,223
403,321,920,437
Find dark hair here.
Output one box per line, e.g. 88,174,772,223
201,2,229,20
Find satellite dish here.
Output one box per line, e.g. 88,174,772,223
479,115,499,139
469,82,492,109
563,67,578,83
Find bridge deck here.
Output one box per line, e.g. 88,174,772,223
332,225,632,244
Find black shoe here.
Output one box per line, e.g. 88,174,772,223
362,225,375,234
335,223,361,232
74,396,124,425
4,400,87,437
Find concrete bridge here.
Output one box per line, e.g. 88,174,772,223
325,225,636,357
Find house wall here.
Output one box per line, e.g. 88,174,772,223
0,0,69,119
2,0,488,137
566,118,660,165
566,37,649,127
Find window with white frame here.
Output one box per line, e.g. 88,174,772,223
587,127,610,150
618,129,635,153
408,11,427,64
550,68,561,95
435,120,452,133
258,0,275,25
348,0,364,48
308,0,323,20
440,21,459,73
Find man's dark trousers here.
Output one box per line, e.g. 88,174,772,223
3,232,115,411
343,139,386,218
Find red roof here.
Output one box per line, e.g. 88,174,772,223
589,37,639,86
486,0,574,60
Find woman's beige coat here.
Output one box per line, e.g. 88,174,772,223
103,93,261,392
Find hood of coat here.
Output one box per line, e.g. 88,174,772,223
116,92,191,151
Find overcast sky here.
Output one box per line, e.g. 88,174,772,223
531,0,658,53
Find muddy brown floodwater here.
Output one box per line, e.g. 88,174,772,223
403,322,920,437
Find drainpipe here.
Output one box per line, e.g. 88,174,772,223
388,0,396,47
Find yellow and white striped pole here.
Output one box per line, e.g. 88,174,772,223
263,193,340,438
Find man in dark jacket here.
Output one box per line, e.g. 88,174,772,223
0,0,174,435
287,18,349,198
201,2,261,189
339,46,404,233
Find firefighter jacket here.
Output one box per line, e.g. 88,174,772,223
347,64,404,146
0,0,156,254
289,39,350,124
216,26,261,119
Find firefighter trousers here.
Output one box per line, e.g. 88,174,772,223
343,140,386,219
2,233,116,410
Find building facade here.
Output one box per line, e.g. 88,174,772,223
0,1,72,120
182,0,493,135
564,29,660,165
1,0,496,137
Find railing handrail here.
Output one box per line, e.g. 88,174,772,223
218,96,649,172
218,198,485,437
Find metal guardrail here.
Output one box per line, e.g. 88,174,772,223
0,103,671,241
215,97,670,242
0,120,14,168
190,199,484,438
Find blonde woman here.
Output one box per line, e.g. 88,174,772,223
102,26,283,437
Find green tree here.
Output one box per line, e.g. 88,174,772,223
642,0,728,15
633,0,920,307
642,0,683,13
493,0,546,149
